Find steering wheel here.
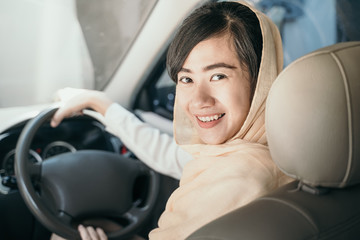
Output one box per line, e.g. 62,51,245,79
14,107,160,240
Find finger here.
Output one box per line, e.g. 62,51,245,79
51,107,69,128
87,226,100,240
51,102,85,128
50,110,64,128
96,228,108,240
51,88,88,127
78,225,91,240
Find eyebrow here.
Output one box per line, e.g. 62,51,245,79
179,62,237,73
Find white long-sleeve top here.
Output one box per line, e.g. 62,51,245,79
103,103,192,180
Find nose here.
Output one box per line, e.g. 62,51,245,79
191,83,215,108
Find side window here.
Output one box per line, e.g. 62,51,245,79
76,0,158,90
134,52,175,122
152,71,176,120
133,54,175,135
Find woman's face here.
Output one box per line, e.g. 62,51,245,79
176,34,251,144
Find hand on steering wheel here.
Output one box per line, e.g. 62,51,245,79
51,88,112,127
78,225,107,240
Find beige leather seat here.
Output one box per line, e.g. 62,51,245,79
187,41,360,240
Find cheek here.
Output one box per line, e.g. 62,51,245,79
233,99,250,128
217,87,244,110
223,89,251,126
175,88,191,114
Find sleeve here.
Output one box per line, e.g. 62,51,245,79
103,103,192,180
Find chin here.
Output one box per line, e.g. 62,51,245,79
200,136,226,145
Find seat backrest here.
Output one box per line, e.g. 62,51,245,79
187,41,360,240
266,41,360,189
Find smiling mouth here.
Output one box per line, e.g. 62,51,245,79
197,113,225,123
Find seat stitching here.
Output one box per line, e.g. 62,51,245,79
330,51,353,187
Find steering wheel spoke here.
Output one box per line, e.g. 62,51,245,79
124,205,147,224
58,211,75,226
28,162,42,179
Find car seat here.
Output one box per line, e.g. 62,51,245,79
187,41,360,240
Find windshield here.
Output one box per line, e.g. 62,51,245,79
0,0,157,108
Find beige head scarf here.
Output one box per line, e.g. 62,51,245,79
149,2,292,240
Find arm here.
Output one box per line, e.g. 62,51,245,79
51,88,191,179
104,103,191,179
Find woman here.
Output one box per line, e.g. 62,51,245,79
51,1,292,239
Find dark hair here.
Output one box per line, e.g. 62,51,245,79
167,2,263,99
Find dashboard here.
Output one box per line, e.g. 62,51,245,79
0,115,123,194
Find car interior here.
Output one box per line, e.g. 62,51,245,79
187,41,360,240
0,0,359,240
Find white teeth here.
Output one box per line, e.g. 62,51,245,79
197,114,224,122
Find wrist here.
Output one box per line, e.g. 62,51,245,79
89,92,112,116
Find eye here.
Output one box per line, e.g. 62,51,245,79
211,74,226,81
179,77,193,84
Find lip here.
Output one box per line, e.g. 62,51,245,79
195,113,225,129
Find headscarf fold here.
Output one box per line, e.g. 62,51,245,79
149,2,293,239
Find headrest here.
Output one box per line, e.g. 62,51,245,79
266,41,360,188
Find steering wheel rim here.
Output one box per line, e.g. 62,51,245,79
15,106,160,239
